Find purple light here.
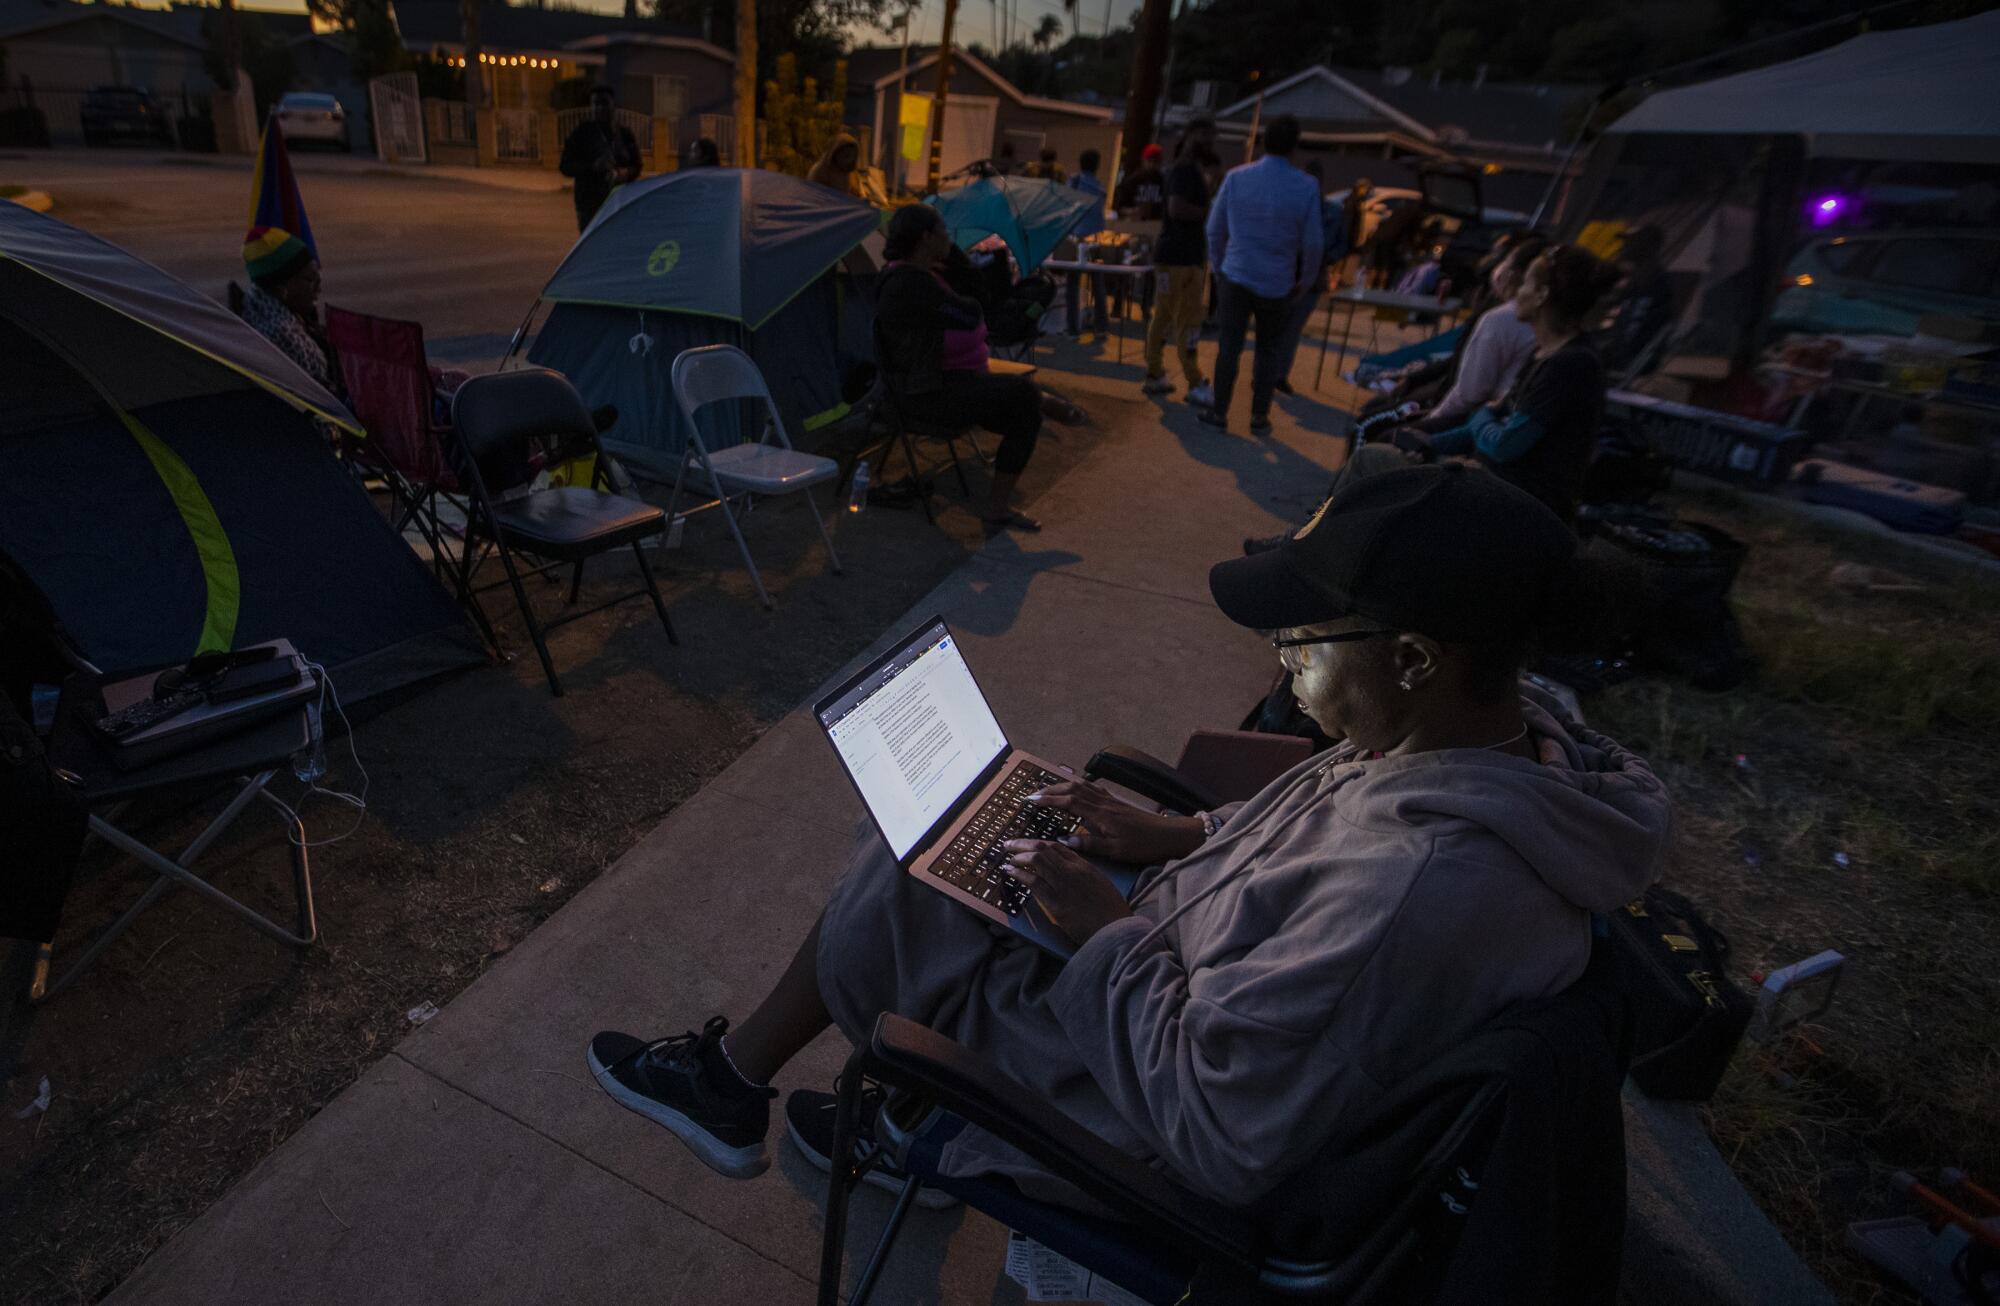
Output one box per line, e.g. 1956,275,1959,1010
1808,193,1850,227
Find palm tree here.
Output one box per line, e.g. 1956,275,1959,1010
1031,13,1061,51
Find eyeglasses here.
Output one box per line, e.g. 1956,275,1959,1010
1272,629,1398,673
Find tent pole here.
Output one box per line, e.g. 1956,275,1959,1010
502,301,541,369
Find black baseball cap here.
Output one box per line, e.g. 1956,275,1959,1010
1208,464,1576,644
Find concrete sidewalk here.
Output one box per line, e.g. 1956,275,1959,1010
102,344,1829,1305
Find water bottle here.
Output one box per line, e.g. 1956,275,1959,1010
292,701,327,783
847,460,870,514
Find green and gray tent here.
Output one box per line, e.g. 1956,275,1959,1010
525,168,882,475
0,203,481,700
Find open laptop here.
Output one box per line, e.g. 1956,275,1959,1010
815,616,1139,959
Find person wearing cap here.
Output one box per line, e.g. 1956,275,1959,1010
239,225,343,399
1115,143,1166,222
582,462,1669,1217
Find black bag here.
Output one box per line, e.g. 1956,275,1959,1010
1584,512,1753,691
1605,885,1753,1101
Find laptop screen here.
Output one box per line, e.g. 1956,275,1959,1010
818,621,1008,861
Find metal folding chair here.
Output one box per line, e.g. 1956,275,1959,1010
451,369,677,697
666,345,843,609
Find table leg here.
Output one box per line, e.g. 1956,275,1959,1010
1314,295,1338,388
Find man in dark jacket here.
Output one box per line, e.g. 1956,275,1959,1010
559,86,641,232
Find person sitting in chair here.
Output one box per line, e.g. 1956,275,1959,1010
584,463,1669,1214
240,225,345,401
861,204,1046,532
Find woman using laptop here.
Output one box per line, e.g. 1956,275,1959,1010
587,464,1670,1210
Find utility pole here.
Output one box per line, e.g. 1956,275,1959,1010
734,0,757,167
1153,0,1186,138
1119,0,1169,177
459,0,484,113
925,0,959,193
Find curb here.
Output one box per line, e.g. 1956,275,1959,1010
1622,1087,1836,1305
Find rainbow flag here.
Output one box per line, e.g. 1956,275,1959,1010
247,118,317,260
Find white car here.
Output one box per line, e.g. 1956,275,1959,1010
274,92,348,149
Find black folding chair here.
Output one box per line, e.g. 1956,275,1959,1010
815,740,1631,1306
450,369,677,697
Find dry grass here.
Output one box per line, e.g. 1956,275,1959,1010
1588,487,2000,1303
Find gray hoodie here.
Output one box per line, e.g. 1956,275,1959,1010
1036,700,1669,1206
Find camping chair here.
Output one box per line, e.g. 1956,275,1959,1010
666,345,843,610
815,733,1632,1306
450,369,677,697
322,306,468,599
842,326,1038,524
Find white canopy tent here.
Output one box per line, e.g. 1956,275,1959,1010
1607,10,2000,164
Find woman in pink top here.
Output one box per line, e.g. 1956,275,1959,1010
871,205,1044,531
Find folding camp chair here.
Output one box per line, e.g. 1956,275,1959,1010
450,369,677,697
666,345,843,610
814,733,1630,1306
323,307,467,591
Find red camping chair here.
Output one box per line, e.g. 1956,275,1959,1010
323,306,469,596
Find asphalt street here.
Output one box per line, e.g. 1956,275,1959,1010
6,148,579,365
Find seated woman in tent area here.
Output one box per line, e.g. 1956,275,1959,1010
870,203,1046,532
237,225,346,403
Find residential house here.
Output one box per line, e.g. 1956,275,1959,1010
391,0,733,166
0,0,214,140
1185,64,1597,213
844,44,1117,191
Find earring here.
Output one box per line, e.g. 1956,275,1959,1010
1398,678,1414,691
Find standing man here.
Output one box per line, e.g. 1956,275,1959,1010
560,86,641,233
1199,114,1322,436
1269,159,1343,397
1141,116,1217,402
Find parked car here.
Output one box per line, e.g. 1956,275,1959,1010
273,92,349,150
79,86,172,147
1773,227,2000,336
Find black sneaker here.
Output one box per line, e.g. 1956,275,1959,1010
785,1087,959,1209
1273,378,1296,397
587,1017,777,1179
1242,531,1289,555
1249,413,1275,436
1196,406,1230,433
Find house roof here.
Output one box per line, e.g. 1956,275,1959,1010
392,0,709,55
0,1,329,52
846,44,1114,121
1214,64,1594,155
0,0,207,48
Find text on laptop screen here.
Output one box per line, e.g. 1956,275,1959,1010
820,627,1007,860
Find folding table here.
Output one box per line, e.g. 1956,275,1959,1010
38,677,317,1001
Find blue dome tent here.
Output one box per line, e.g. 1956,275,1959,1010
0,203,481,702
927,174,1097,274
523,169,883,480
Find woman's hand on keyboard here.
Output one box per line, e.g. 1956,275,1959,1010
1025,780,1207,866
1003,839,1134,947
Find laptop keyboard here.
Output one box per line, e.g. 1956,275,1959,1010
929,761,1078,916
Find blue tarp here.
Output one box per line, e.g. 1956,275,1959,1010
927,175,1096,274
539,168,882,329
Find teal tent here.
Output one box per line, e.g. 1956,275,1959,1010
0,203,481,701
927,175,1096,274
526,169,881,474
